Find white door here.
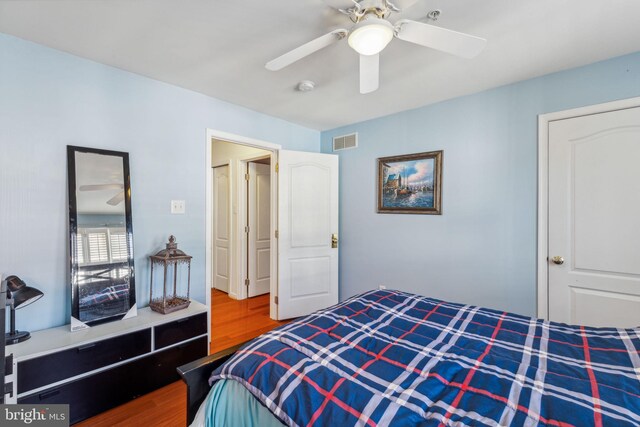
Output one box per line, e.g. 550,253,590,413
277,150,339,320
248,162,271,297
213,165,230,293
548,106,640,327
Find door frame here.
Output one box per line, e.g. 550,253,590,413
205,129,281,321
536,96,640,319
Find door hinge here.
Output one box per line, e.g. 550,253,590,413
274,295,278,305
275,230,279,238
245,173,250,181
245,225,250,233
275,163,279,173
245,279,250,286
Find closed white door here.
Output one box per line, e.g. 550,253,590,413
548,106,640,327
277,150,339,320
213,165,230,293
248,162,271,297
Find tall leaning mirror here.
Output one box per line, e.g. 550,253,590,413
67,146,136,331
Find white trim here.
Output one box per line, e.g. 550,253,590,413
205,129,281,322
270,152,279,319
536,96,640,319
207,129,281,151
205,129,213,346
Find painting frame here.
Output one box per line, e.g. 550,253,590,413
377,150,443,215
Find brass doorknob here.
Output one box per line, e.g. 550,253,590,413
551,256,564,265
331,233,338,249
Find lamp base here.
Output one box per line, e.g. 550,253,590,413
6,330,31,345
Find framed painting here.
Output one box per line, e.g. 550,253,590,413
377,150,443,214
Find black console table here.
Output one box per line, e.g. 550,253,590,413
6,301,208,425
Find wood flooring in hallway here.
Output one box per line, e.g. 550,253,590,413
210,288,288,353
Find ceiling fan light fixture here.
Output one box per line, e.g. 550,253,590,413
348,17,394,56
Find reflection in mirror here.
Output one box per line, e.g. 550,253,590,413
68,146,136,330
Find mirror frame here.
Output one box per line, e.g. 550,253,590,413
67,145,136,328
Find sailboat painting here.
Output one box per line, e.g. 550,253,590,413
377,150,443,214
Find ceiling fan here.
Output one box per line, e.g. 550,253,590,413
79,184,125,206
265,0,486,94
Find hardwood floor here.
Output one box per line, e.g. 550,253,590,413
76,290,287,426
75,381,187,427
210,288,288,353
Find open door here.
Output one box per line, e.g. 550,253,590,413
248,162,271,297
213,165,230,293
277,150,339,320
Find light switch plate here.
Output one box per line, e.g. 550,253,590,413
171,200,185,214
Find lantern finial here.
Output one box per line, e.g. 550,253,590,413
166,235,177,250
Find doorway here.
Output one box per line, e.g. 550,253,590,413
205,129,340,326
537,97,640,328
211,139,273,304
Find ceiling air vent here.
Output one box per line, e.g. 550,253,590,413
332,133,358,151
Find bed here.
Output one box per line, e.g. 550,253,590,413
179,289,640,426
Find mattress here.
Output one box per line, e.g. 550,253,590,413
205,289,640,426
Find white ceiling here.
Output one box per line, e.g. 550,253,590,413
1,0,640,130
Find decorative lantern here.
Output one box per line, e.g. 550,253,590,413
149,235,192,314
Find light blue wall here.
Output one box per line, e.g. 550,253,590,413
0,33,320,332
322,51,640,317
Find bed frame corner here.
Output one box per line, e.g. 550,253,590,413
177,343,244,425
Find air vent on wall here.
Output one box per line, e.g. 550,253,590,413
333,133,358,151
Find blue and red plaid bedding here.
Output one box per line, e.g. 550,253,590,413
209,290,640,426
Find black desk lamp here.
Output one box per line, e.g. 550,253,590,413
5,276,44,345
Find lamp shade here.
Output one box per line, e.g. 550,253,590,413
6,275,44,309
348,17,394,56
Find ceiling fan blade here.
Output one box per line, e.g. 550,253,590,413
321,0,359,10
386,0,421,12
106,191,125,206
395,19,486,58
360,53,379,94
79,183,124,191
266,29,348,71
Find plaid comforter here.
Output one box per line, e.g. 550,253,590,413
209,290,640,426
